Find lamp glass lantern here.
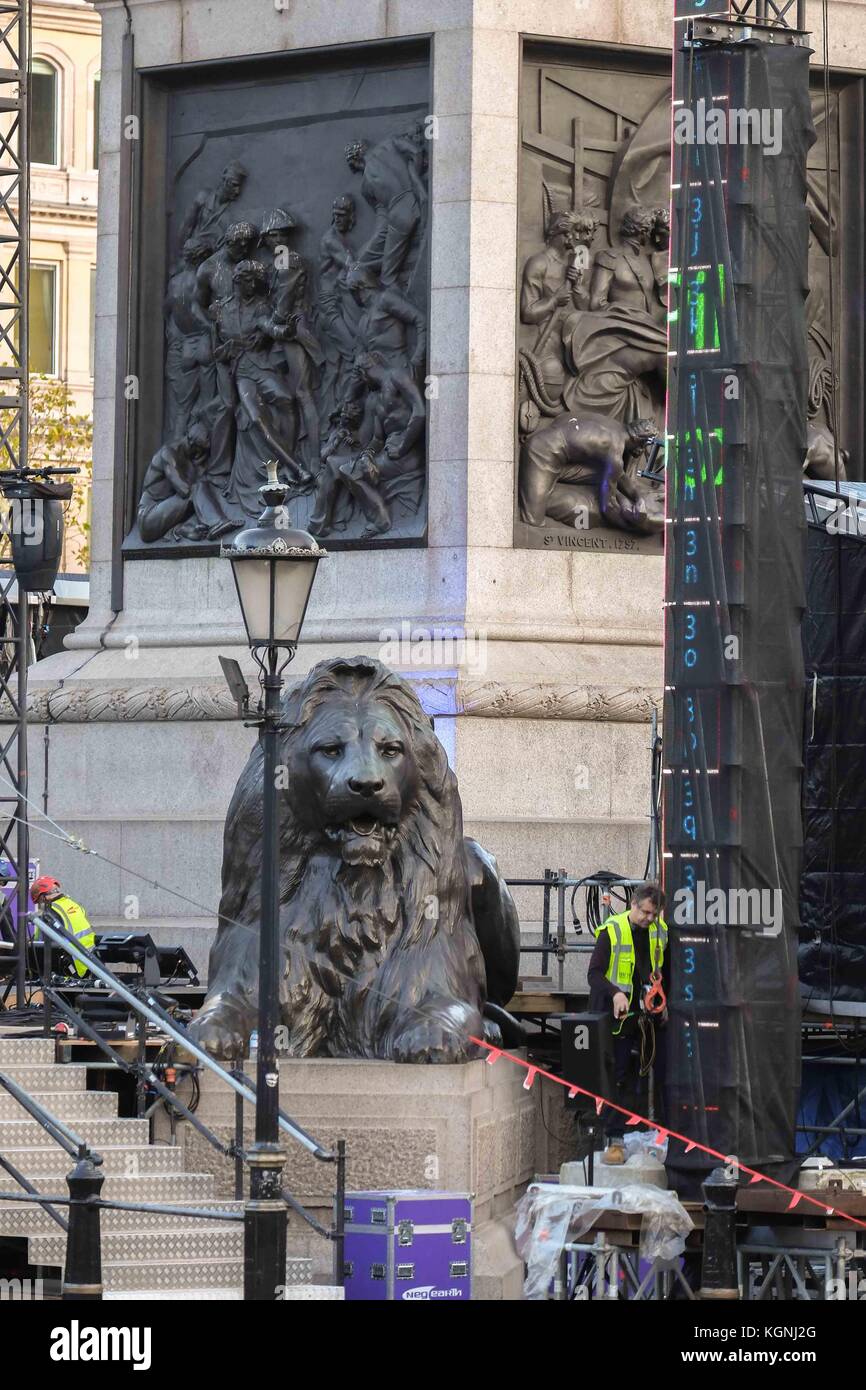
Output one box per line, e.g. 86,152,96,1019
221,461,326,651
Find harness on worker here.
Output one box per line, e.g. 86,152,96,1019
644,970,666,1016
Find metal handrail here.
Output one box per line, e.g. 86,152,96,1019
45,985,239,1162
0,1067,101,1164
32,911,333,1160
139,983,333,1160
0,1191,242,1221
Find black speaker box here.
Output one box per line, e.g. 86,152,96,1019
560,1012,614,1107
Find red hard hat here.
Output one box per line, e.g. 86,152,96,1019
31,876,61,899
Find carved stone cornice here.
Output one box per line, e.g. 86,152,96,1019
14,678,663,725
24,683,238,724
458,681,661,723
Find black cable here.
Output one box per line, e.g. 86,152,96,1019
643,732,663,881
569,872,631,936
535,1077,562,1146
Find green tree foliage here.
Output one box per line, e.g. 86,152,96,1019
0,375,93,571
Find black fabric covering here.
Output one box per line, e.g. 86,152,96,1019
800,521,866,1002
663,34,812,1196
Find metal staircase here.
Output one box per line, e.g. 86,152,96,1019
0,1036,314,1299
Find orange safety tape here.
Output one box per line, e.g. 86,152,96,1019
469,1035,866,1232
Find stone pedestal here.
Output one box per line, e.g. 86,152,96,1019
187,1055,536,1300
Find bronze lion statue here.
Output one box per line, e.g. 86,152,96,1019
189,656,520,1062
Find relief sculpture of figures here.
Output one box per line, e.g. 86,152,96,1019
517,198,666,546
137,421,242,544
164,234,217,439
519,413,661,536
177,159,248,250
317,196,360,424
516,67,850,552
131,112,430,553
518,210,596,438
260,208,324,473
192,220,261,488
569,203,667,423
213,258,314,516
344,124,427,288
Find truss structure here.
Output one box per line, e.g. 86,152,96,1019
694,0,806,29
0,1,31,1010
731,0,805,27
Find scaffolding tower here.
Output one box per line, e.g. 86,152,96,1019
0,0,31,1010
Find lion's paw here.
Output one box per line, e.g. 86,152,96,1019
389,1014,481,1064
187,1001,250,1062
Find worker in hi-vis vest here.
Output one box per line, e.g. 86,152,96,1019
31,876,96,979
588,882,669,1166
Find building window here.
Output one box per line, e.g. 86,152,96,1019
31,59,59,166
29,264,57,374
90,265,96,377
92,73,100,170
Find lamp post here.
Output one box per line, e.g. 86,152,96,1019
0,465,76,1011
222,460,326,1301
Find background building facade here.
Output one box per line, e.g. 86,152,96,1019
29,0,100,575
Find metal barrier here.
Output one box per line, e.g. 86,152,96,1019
505,871,645,989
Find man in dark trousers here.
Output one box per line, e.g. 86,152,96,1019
588,882,668,1164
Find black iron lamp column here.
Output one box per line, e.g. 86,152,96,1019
222,460,326,1300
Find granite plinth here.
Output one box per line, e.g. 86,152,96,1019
186,1053,537,1299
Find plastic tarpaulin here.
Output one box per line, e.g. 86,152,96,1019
514,1183,694,1301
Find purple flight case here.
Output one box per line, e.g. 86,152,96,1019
340,1190,472,1301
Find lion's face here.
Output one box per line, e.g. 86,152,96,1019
286,694,420,866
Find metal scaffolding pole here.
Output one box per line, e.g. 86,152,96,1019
0,1,31,1010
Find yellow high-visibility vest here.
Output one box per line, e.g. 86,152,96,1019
35,895,95,978
595,910,667,1035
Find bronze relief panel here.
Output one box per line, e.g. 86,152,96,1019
125,43,431,558
515,46,860,555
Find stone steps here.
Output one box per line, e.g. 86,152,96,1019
1,1144,185,1176
0,1064,87,1092
0,1038,326,1299
0,1038,56,1064
105,1287,244,1301
0,1089,119,1122
0,1199,243,1237
100,1256,312,1295
31,1225,246,1267
20,1172,220,1203
0,1116,148,1149
101,1259,245,1294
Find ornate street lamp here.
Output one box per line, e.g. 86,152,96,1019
221,460,326,1301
